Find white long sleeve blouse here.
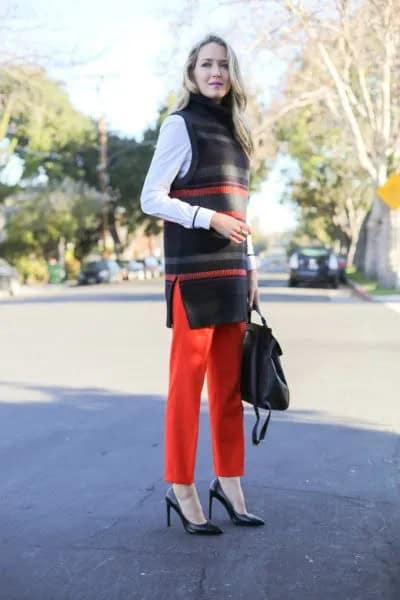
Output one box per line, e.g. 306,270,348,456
140,114,256,270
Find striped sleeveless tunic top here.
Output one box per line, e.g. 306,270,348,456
164,93,250,328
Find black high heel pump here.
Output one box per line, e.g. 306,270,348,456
165,487,223,535
209,478,265,526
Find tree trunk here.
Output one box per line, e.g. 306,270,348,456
364,196,383,278
57,235,65,267
354,211,369,271
364,164,387,279
345,199,368,268
377,205,400,288
347,228,360,268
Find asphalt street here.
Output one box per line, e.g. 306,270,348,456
0,275,399,600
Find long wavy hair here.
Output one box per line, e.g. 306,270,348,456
170,34,254,159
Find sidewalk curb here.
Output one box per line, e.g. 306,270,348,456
347,279,400,304
346,279,375,302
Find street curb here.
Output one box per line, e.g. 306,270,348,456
346,279,375,302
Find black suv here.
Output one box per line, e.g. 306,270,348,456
77,259,122,285
288,246,339,288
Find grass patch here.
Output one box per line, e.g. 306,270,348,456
369,288,400,296
346,267,399,296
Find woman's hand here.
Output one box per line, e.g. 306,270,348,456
248,269,259,310
210,213,251,244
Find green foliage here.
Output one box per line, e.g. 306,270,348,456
64,250,81,280
0,62,165,259
0,183,17,203
347,268,397,295
107,131,158,229
0,179,103,263
75,125,160,237
0,65,96,180
2,61,271,262
277,108,371,252
70,188,103,260
0,63,168,260
2,194,74,260
14,255,49,284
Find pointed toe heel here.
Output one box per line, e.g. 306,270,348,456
165,487,223,535
208,478,265,527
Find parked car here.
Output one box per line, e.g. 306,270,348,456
137,256,162,279
337,254,348,283
77,259,122,285
117,260,129,281
288,246,339,288
259,253,289,273
157,257,165,275
118,260,146,281
0,258,21,296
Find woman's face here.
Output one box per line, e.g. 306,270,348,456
192,42,231,102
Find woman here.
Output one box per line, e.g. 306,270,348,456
141,34,264,534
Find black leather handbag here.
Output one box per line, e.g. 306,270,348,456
241,307,290,445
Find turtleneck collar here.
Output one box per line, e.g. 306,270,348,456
189,92,234,132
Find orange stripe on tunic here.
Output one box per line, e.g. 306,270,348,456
173,185,248,198
219,210,246,220
163,210,245,223
165,268,247,282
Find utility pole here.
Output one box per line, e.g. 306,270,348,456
96,74,110,255
98,113,109,254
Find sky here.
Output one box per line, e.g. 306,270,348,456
2,0,298,234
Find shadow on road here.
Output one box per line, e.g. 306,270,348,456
0,275,352,306
0,380,398,599
0,291,166,305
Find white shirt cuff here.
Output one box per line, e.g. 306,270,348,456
247,255,257,270
193,207,216,229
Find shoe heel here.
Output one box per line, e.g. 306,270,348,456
208,479,265,527
208,492,214,519
166,499,171,527
165,488,223,535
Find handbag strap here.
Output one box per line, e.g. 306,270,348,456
248,306,283,357
247,305,268,328
252,404,272,445
247,306,275,444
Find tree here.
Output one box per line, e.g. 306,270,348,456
73,122,161,247
278,107,372,264
255,0,400,286
0,63,161,255
0,179,103,263
0,64,96,183
279,0,400,286
181,0,400,287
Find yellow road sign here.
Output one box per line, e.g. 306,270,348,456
377,174,400,209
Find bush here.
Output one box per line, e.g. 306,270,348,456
64,255,81,280
15,256,49,284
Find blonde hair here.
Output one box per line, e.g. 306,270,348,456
170,34,254,158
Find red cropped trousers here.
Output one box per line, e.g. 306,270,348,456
164,281,246,484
